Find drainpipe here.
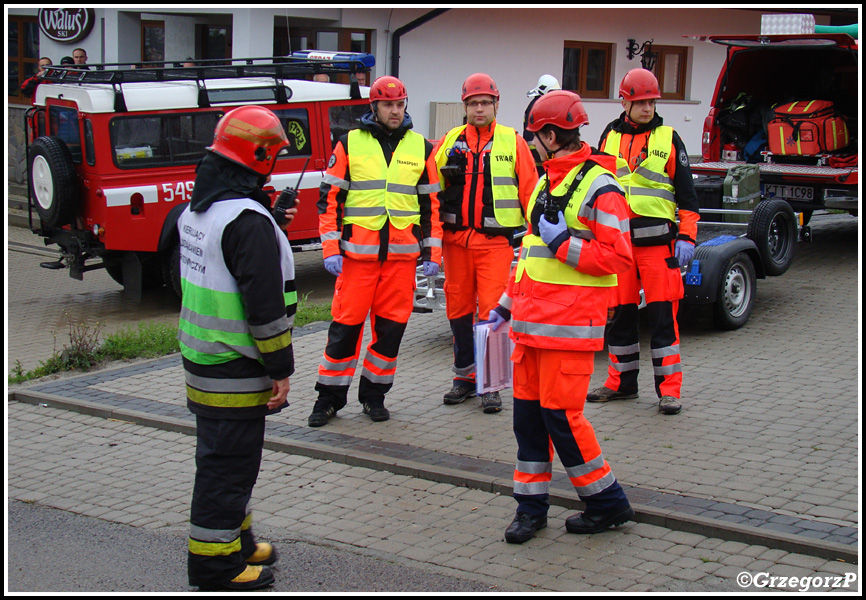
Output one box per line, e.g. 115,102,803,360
391,8,450,78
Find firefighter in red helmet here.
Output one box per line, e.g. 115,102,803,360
432,73,538,413
589,68,701,416
308,75,442,427
180,105,295,590
488,90,634,543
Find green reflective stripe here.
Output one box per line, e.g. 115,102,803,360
179,319,258,352
241,512,253,531
189,537,242,557
255,329,292,354
178,330,258,365
181,280,247,322
187,385,270,408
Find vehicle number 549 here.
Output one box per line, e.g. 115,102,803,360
162,181,195,202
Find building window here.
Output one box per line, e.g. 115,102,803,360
562,41,612,99
9,15,40,105
651,45,688,101
142,21,165,63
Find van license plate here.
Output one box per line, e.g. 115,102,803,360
763,184,814,201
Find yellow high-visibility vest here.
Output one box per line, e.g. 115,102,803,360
605,126,675,221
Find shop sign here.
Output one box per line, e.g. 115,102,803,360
38,8,96,43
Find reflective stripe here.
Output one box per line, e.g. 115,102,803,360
249,315,291,340
317,374,354,386
181,306,250,335
320,357,359,372
564,237,583,268
188,537,241,557
361,368,395,384
321,231,340,241
417,182,441,194
635,165,672,186
388,209,420,218
184,371,272,394
178,329,259,360
630,185,675,203
186,385,270,408
494,198,522,209
365,353,396,371
344,206,387,217
651,345,680,358
452,363,475,377
564,455,606,479
254,329,292,354
190,524,240,544
516,460,553,475
611,360,640,372
322,173,350,189
423,237,442,248
574,470,616,497
389,242,421,254
493,176,518,187
511,320,606,340
350,179,387,191
498,293,513,311
387,183,419,195
339,241,380,255
513,481,552,496
654,363,682,376
609,343,640,355
632,222,671,240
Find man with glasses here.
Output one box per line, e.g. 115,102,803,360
432,73,537,414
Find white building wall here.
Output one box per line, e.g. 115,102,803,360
395,7,769,152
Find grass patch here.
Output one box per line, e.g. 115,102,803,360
9,298,332,385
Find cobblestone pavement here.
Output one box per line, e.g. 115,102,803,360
6,213,861,592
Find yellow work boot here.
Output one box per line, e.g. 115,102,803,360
225,565,275,591
246,542,278,566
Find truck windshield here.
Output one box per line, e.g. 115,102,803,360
110,111,222,168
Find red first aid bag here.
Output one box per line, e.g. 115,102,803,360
767,100,849,156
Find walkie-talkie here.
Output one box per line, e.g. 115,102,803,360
272,157,311,227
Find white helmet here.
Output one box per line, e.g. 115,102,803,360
527,74,561,98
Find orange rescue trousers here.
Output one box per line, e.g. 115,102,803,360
511,345,629,517
315,258,416,408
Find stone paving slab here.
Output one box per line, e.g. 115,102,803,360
7,402,860,593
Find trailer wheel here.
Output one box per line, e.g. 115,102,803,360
29,136,79,228
747,198,796,276
713,252,756,330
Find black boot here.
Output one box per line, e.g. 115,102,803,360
504,512,547,544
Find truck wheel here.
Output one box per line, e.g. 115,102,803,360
712,252,756,330
747,198,796,276
162,242,182,300
29,136,79,228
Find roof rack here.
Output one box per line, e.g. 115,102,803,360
42,51,375,110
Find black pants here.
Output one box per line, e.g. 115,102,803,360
188,415,265,587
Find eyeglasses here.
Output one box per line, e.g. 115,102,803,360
465,100,496,108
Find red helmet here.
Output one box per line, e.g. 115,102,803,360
526,90,588,132
209,106,289,176
619,68,661,101
461,73,499,101
370,76,408,102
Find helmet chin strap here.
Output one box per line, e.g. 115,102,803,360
534,135,562,161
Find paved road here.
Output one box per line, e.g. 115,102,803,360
5,212,861,592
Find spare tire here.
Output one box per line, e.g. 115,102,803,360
29,136,79,228
746,198,796,276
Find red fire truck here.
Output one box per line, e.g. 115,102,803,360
25,51,373,299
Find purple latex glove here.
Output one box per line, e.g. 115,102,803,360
423,260,440,277
675,240,695,267
324,255,343,277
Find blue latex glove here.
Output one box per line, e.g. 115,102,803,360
422,260,440,277
538,211,568,246
675,240,696,267
324,255,343,277
488,308,508,331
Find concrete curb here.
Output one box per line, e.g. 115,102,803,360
10,387,858,565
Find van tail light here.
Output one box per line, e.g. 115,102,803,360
701,109,717,161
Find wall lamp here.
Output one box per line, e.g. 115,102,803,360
626,38,657,71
